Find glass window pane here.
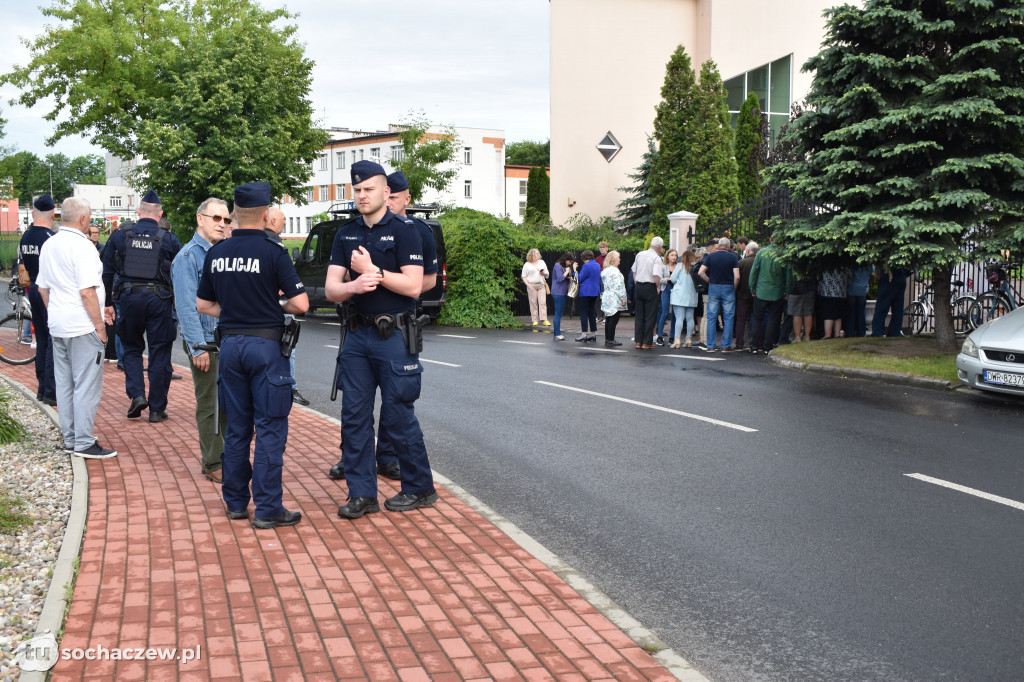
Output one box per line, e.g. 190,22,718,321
748,66,768,112
730,112,739,130
724,75,745,111
769,114,788,147
770,55,791,114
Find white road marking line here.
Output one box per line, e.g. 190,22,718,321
322,322,341,326
660,354,724,362
503,340,543,346
575,347,627,353
420,358,461,367
325,344,339,349
906,474,1024,512
439,334,476,339
536,381,758,432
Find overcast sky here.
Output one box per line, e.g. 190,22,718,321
1,0,551,160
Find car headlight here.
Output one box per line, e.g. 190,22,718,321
961,336,979,358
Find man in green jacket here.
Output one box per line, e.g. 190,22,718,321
748,241,793,354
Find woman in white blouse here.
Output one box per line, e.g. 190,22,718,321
521,248,550,326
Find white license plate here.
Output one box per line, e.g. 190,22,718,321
983,370,1024,387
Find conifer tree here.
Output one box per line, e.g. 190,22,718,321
614,135,658,234
687,61,739,229
650,46,699,238
767,0,1024,350
735,92,767,204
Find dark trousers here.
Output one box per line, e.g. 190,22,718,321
578,296,598,333
118,290,176,411
872,276,907,337
847,295,867,337
734,296,754,348
28,283,55,400
634,282,659,345
605,311,621,341
751,297,785,351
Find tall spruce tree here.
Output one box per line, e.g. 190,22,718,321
687,61,739,230
735,92,767,205
614,135,658,234
767,0,1024,350
525,166,549,224
650,46,699,238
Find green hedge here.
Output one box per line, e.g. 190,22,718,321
437,209,645,328
0,235,20,272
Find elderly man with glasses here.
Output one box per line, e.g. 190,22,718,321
171,197,231,483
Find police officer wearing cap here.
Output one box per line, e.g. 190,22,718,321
196,182,309,529
327,160,437,519
371,171,439,479
18,195,57,406
102,190,182,422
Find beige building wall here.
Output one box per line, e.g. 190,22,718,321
550,0,841,226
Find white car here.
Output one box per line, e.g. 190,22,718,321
956,305,1024,396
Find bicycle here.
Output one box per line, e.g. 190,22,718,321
0,281,35,365
902,280,976,336
967,263,1021,330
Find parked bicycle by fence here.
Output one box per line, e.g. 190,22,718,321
0,274,35,365
902,280,976,336
967,263,1021,330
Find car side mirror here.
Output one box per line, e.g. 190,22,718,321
292,247,300,260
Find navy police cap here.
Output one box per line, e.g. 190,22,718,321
234,182,272,208
33,194,55,212
141,189,161,204
351,160,387,185
387,171,409,193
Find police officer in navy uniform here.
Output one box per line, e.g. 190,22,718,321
371,171,439,480
102,190,182,422
18,195,58,406
196,182,309,528
327,161,437,519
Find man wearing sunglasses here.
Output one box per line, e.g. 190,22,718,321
171,198,230,483
102,190,183,423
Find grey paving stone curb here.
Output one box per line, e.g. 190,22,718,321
0,376,89,682
769,354,958,391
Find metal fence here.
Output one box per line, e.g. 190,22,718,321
691,188,824,247
510,249,639,318
906,256,1023,333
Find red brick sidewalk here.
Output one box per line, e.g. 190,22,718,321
2,361,679,681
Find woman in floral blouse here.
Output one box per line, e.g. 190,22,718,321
600,251,627,347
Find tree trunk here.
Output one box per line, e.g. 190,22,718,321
932,263,958,352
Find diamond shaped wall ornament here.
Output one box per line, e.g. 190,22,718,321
596,132,621,162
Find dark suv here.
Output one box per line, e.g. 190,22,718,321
292,206,447,318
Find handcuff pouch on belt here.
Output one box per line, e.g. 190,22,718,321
373,314,397,340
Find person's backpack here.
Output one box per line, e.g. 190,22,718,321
690,260,708,295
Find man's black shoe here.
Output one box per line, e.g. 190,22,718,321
252,510,302,529
655,337,665,346
148,410,168,423
291,389,310,406
227,508,248,520
170,373,183,381
41,397,57,407
328,461,346,480
605,340,622,347
127,396,149,419
337,497,380,519
384,490,439,512
377,461,401,480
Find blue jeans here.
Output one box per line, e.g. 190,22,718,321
552,295,567,337
657,287,675,338
672,305,695,341
706,284,736,349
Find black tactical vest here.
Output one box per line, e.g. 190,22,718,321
122,227,166,282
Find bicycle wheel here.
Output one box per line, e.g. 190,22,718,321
903,301,927,336
968,292,1011,329
0,312,36,365
951,295,975,334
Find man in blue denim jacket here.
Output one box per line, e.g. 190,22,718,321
171,197,230,483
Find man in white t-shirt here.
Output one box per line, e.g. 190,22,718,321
36,197,117,459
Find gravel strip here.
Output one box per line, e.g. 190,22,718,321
0,386,70,681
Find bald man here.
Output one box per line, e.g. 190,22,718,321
265,208,310,406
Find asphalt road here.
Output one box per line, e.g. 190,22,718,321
172,316,1024,681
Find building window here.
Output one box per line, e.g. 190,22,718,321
724,54,792,146
306,217,313,231
463,147,472,165
289,217,294,232
464,180,472,198
391,145,404,163
370,147,380,161
351,150,357,165
336,151,346,169
320,154,328,171
306,188,314,203
336,184,345,201
596,132,622,162
519,180,527,196
109,196,122,208
359,149,365,161
319,185,328,202
519,201,526,218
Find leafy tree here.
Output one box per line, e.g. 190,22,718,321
767,0,1024,351
2,0,326,237
524,167,550,224
614,135,658,234
650,47,738,238
395,111,460,205
735,92,768,204
1,151,106,203
506,139,549,167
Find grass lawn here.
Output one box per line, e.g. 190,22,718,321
771,336,960,383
